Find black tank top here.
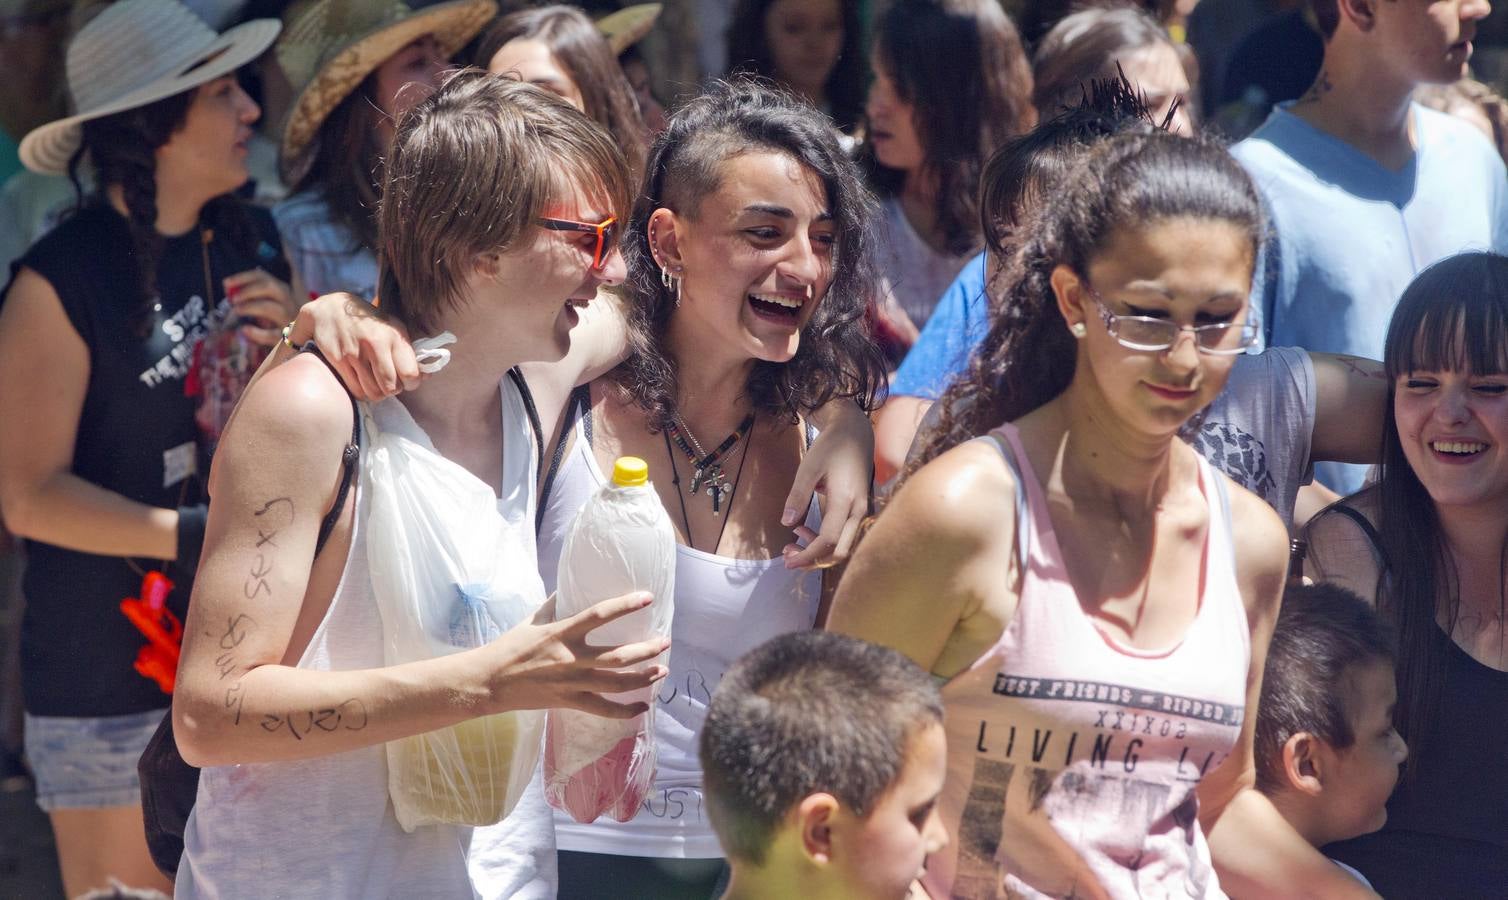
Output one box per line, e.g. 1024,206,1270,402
1326,626,1508,895
4,201,288,716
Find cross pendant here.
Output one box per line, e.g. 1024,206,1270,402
706,471,728,514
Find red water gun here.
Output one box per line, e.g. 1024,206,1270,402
120,571,182,694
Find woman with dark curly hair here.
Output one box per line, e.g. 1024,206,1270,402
480,4,650,179
831,131,1375,898
863,0,1034,344
530,79,886,898
724,0,866,133
0,0,290,892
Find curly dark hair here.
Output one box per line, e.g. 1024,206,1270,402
724,0,868,132
613,79,888,427
68,84,258,334
908,131,1263,475
862,0,1036,257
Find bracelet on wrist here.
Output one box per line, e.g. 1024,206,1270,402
280,319,297,351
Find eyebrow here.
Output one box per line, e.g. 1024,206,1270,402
1118,282,1245,303
742,203,834,222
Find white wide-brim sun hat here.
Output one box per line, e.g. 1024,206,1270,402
19,0,281,176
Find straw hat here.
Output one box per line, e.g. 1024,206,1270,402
276,0,496,184
18,0,280,175
596,3,660,55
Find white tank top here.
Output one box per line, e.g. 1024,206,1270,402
177,374,558,899
537,409,823,858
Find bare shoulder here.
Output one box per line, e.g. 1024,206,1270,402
883,436,1019,551
216,352,354,484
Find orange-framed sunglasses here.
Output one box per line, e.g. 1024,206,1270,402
537,215,618,270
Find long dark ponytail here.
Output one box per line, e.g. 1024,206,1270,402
907,131,1263,477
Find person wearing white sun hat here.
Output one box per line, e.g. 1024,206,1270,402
0,0,289,895
271,0,496,302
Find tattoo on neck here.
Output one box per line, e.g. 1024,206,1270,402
1299,70,1334,104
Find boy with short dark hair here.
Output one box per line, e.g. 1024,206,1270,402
1255,583,1408,887
699,631,949,900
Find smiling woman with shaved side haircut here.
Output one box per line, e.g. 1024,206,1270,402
534,79,887,899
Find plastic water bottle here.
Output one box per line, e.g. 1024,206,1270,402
545,456,676,823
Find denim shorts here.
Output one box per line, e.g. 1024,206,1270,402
23,708,166,811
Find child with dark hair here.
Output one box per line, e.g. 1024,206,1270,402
700,630,948,900
1254,583,1406,888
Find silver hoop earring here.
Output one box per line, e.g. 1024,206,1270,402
1070,321,1087,338
661,265,681,307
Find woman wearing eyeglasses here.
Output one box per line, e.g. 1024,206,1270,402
829,131,1375,899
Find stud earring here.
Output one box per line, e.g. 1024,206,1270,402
1070,321,1087,338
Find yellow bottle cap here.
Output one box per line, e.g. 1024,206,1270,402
612,456,649,487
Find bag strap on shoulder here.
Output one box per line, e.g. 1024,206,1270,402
296,343,360,557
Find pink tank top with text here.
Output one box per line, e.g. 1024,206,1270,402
923,425,1250,899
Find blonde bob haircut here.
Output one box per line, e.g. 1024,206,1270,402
377,68,634,335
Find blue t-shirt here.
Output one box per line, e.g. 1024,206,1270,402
890,252,990,400
1233,102,1508,492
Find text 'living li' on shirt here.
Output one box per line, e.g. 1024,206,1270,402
924,425,1250,899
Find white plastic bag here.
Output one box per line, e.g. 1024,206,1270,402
545,457,675,823
361,391,547,833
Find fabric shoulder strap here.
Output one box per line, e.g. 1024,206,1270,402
976,432,1031,565
1205,460,1237,570
536,383,591,534
506,368,546,465
296,343,359,557
1327,503,1389,569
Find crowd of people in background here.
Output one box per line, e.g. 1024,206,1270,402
0,0,1505,897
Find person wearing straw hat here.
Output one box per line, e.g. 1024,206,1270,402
0,0,287,894
478,4,650,180
272,0,496,302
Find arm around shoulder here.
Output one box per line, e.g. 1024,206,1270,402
1309,352,1387,466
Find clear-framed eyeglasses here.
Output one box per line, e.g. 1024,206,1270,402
1082,281,1259,356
